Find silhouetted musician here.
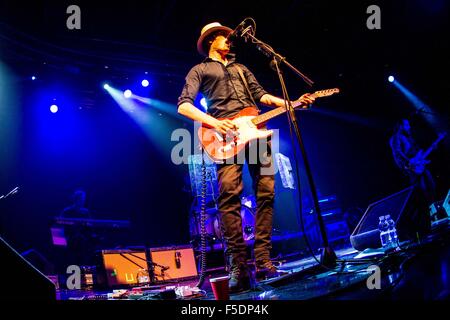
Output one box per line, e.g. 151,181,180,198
60,189,91,219
57,189,96,266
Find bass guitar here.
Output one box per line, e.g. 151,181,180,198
408,132,446,175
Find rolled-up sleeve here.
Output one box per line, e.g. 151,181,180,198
242,65,268,102
178,66,202,106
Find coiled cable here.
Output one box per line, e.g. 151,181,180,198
195,154,208,288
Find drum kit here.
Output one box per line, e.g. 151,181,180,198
190,195,257,242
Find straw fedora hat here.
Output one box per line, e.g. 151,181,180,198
196,22,233,56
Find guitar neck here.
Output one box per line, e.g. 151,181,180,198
422,146,434,159
251,90,336,126
422,135,445,158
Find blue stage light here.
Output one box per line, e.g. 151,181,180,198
50,104,58,113
200,97,208,109
31,76,36,81
124,89,132,98
103,83,110,90
141,79,149,87
388,76,395,83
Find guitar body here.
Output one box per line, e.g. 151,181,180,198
407,132,446,175
412,165,426,175
198,107,273,162
409,150,427,175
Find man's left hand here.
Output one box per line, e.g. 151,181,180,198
298,93,315,107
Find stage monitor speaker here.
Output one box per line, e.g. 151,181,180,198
443,188,450,217
100,249,148,287
350,186,430,251
0,236,56,300
149,245,198,283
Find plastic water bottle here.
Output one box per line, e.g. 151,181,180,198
385,215,399,249
378,216,391,249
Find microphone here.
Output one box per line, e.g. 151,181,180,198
226,19,248,42
175,251,182,269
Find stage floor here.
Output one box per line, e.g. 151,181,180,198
57,222,450,301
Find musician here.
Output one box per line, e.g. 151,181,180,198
60,189,91,219
59,189,94,265
389,119,437,204
177,22,315,292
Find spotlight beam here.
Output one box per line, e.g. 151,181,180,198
133,95,190,122
392,80,448,135
103,85,176,154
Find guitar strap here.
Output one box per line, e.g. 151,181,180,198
234,65,259,108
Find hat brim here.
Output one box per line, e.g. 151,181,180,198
196,26,233,56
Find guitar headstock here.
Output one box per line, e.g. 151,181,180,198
431,132,447,150
294,88,340,109
315,88,340,97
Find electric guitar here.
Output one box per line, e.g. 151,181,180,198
198,88,340,161
408,132,446,175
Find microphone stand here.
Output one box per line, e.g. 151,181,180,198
0,187,19,200
241,29,337,267
414,108,450,117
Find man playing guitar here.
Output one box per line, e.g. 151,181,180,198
177,22,315,293
390,119,443,205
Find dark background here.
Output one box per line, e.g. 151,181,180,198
0,0,449,268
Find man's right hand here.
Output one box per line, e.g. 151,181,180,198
214,119,238,136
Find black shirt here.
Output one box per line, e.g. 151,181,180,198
389,131,419,173
177,54,268,119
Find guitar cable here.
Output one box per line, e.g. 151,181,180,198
195,154,208,288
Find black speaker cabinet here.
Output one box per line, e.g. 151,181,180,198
350,186,430,251
0,237,56,300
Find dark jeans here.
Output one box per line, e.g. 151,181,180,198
409,169,436,205
216,140,275,268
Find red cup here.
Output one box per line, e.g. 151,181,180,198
209,276,229,300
